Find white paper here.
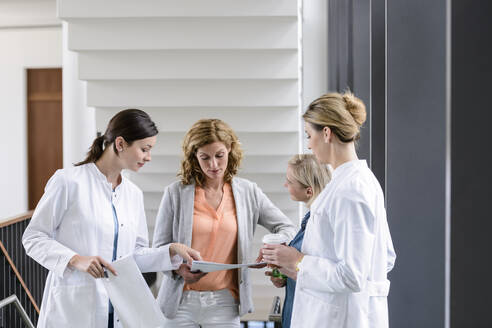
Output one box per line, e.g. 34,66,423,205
190,260,267,273
102,255,165,328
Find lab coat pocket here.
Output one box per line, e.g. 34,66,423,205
46,284,96,328
350,290,370,324
299,288,346,327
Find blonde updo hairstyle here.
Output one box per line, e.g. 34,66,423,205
179,119,243,186
288,154,331,207
303,91,367,142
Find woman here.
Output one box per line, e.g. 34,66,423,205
266,154,330,328
153,118,295,327
262,92,396,327
22,109,201,328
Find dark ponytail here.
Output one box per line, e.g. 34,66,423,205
75,109,158,166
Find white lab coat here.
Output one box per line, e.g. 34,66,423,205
22,163,182,328
290,160,396,328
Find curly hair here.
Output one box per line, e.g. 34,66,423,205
178,119,243,186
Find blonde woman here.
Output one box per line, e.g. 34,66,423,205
153,119,295,327
266,154,331,328
262,92,396,327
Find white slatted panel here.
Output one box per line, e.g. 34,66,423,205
86,80,298,107
95,107,298,133
68,18,297,50
59,0,296,17
79,50,297,80
59,0,300,320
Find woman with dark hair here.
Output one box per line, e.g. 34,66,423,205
23,109,201,328
153,118,295,327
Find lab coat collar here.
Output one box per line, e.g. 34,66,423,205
87,162,126,192
331,159,367,181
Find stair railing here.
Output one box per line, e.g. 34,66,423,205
0,295,35,328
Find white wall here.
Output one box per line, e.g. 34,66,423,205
62,22,95,169
0,0,59,29
301,0,328,151
0,26,62,219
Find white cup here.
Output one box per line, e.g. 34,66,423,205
262,234,288,278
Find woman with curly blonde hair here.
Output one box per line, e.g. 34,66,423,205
153,119,295,327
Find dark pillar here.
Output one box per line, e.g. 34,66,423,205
450,1,492,326
386,1,448,327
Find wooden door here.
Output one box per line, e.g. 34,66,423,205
27,68,63,210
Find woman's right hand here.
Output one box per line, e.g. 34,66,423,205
68,254,117,279
265,270,286,288
174,263,207,284
169,243,203,263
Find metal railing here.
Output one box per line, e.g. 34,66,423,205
1,211,48,327
268,296,282,328
0,295,34,328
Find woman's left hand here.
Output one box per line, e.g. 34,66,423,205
265,270,287,288
261,244,303,273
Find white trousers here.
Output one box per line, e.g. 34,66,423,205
162,289,240,328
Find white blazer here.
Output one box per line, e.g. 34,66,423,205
290,160,396,328
22,163,182,328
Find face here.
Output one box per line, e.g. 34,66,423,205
196,141,230,183
305,122,330,164
118,136,156,172
284,165,311,203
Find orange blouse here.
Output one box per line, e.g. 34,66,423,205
184,183,239,299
